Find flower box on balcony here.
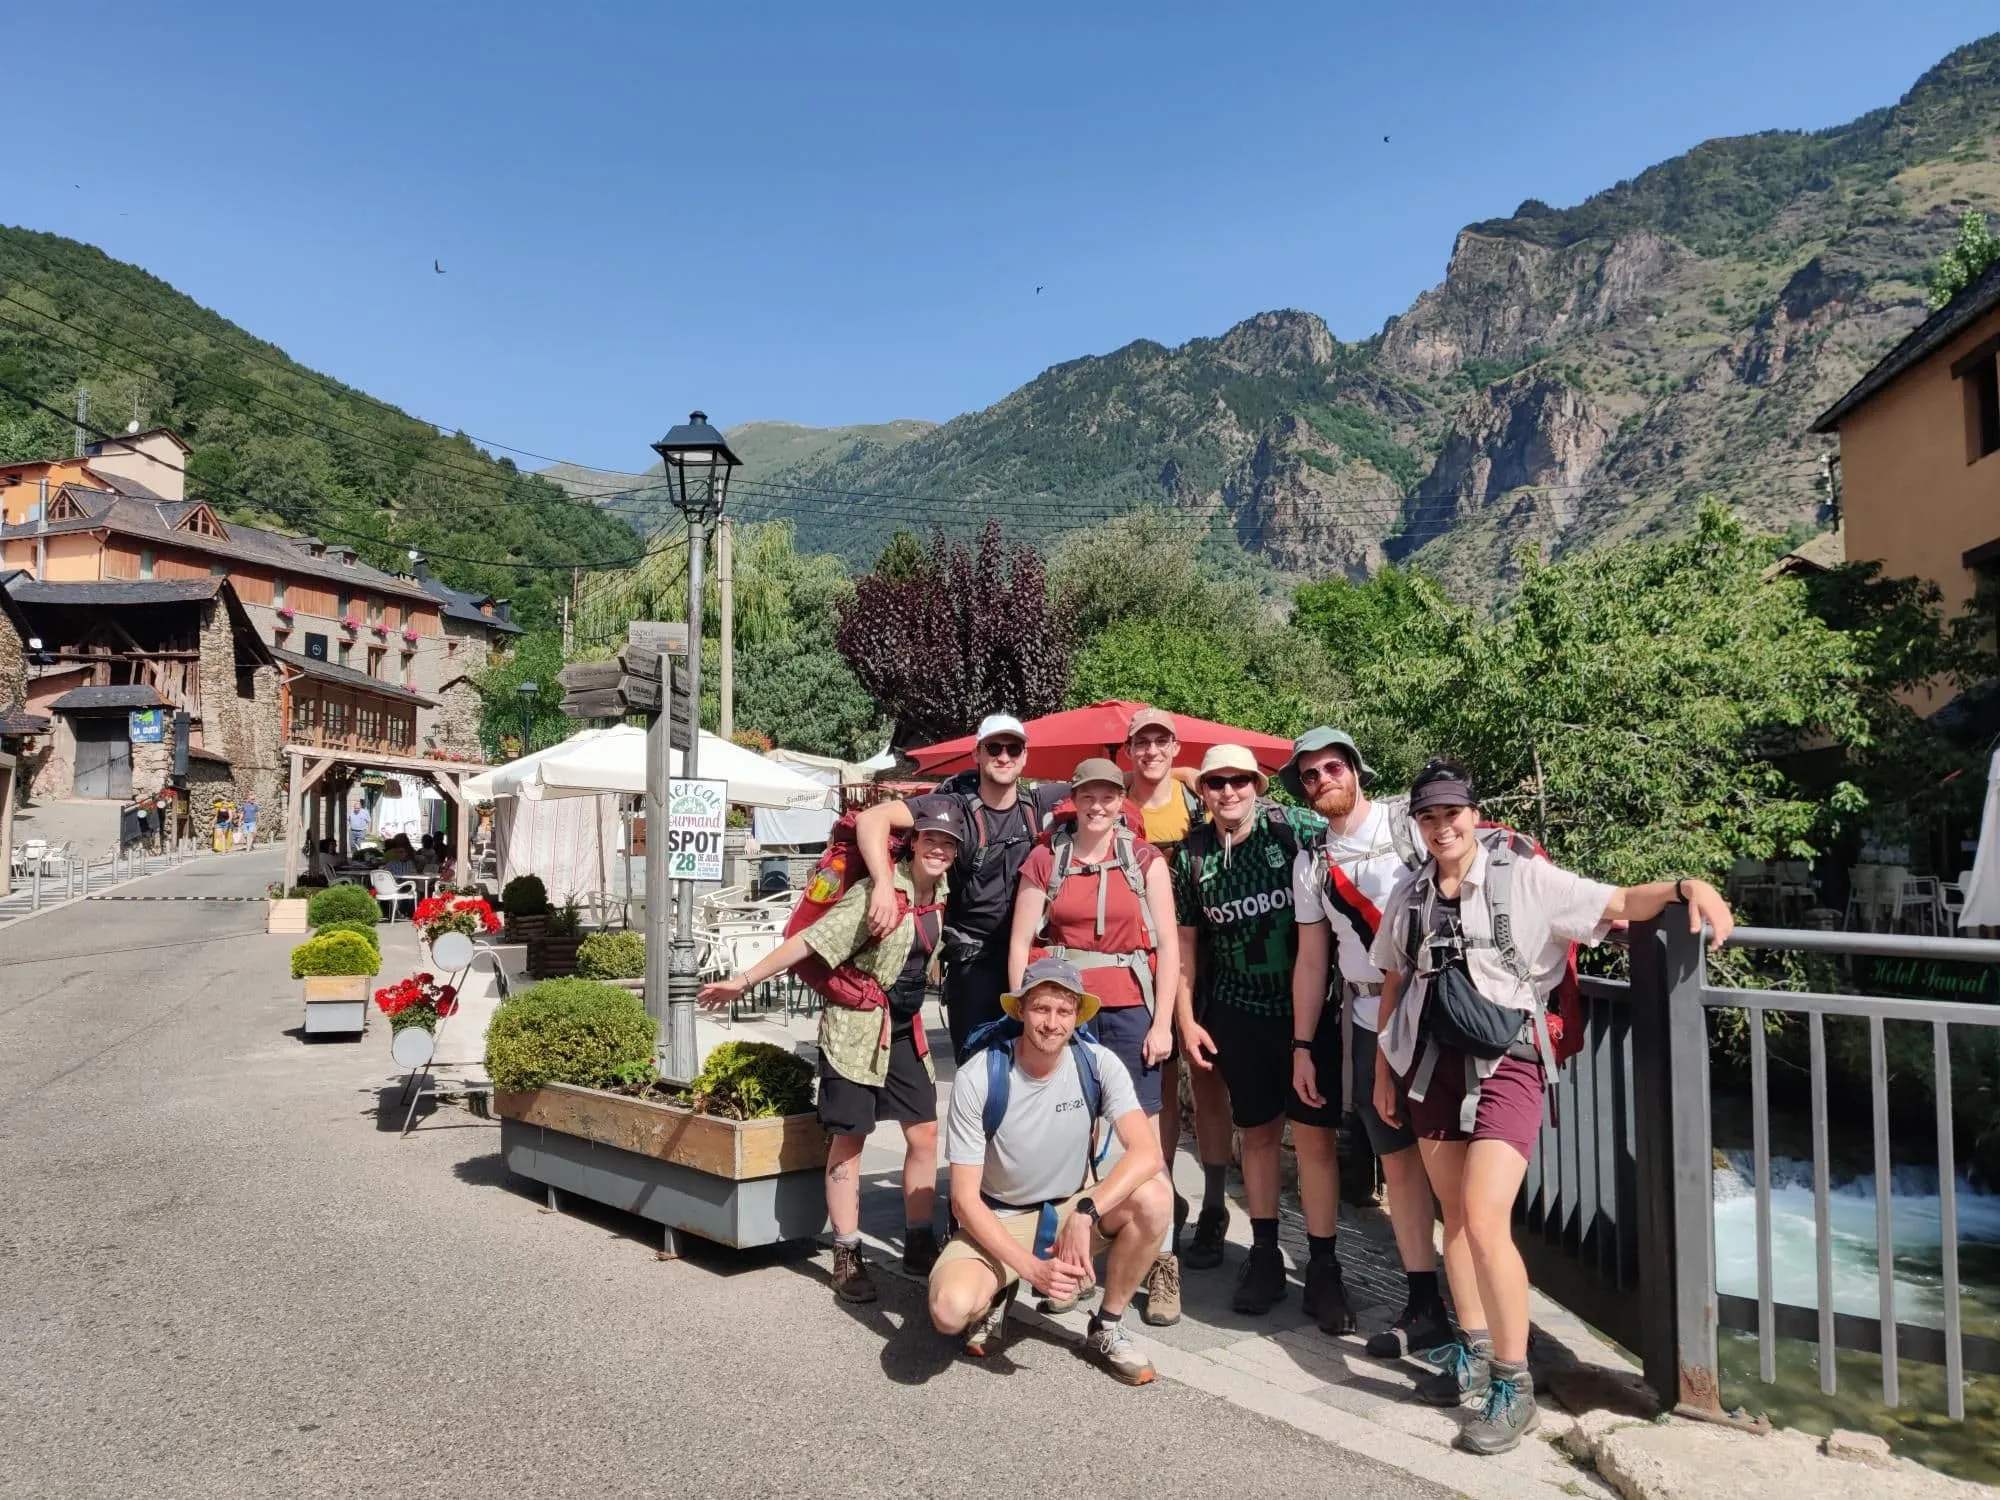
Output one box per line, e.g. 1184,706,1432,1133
340,618,360,635
370,624,389,639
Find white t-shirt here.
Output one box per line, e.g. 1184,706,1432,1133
944,1041,1141,1212
1291,800,1409,1030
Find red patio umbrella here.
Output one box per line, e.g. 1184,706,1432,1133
904,701,1297,780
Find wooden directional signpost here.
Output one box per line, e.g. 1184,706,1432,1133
557,622,694,1077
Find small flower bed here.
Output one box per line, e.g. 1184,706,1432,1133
374,972,460,1033
415,892,501,942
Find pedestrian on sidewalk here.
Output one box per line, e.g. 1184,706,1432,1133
700,799,967,1303
1284,727,1450,1351
927,956,1172,1385
238,796,259,851
1008,757,1182,1323
1122,706,1212,1259
856,713,1065,1062
1371,758,1733,1455
1171,745,1340,1320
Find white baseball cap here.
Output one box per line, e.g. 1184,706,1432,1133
974,713,1029,747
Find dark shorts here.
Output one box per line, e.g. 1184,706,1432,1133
1205,1001,1341,1131
1401,1048,1545,1160
816,1027,937,1137
942,958,1007,1064
1350,1022,1418,1156
1086,1003,1163,1115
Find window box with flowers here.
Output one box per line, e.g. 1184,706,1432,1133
274,605,296,631
340,617,361,636
370,622,389,640
401,626,420,646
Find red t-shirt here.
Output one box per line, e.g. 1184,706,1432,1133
1019,838,1164,1009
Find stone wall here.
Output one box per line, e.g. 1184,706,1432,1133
0,605,24,709
430,674,487,761
195,601,286,838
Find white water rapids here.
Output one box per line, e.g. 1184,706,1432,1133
1712,1152,2000,1321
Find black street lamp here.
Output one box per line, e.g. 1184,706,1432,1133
649,411,741,1081
516,680,539,757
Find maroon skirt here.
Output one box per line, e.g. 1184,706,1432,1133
1401,1050,1545,1160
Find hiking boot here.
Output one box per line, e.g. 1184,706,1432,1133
832,1243,877,1304
1082,1320,1157,1385
1457,1365,1541,1455
1038,1280,1099,1314
902,1226,941,1277
1185,1205,1229,1270
1141,1253,1182,1327
1414,1338,1492,1407
1365,1301,1456,1361
1231,1242,1289,1314
963,1283,1017,1358
1302,1253,1356,1335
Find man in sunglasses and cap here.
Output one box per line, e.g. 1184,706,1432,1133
1284,727,1450,1353
928,956,1171,1385
1171,745,1345,1321
857,712,1066,1062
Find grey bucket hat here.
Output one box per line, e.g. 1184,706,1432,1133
1279,727,1374,801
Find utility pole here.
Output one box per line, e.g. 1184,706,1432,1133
717,514,734,741
564,566,579,656
73,387,89,458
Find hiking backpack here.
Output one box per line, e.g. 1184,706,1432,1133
1032,820,1162,1014
782,811,927,1012
961,1016,1112,1194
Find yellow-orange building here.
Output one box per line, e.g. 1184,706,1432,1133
1812,260,2000,622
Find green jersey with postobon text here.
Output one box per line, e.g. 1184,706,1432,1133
1172,805,1327,1017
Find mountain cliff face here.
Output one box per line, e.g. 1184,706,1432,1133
571,34,2000,600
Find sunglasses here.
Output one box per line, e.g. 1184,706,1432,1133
1298,761,1352,786
980,739,1026,759
1201,774,1258,792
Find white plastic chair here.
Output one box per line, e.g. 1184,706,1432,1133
38,841,70,877
371,870,419,922
1843,865,1881,931
1942,870,1973,929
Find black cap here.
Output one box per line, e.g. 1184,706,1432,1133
909,796,966,843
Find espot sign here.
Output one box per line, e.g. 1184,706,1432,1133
666,778,728,882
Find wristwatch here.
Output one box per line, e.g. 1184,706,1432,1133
1291,1038,1314,1051
1075,1197,1101,1224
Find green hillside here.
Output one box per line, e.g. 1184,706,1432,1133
0,228,641,628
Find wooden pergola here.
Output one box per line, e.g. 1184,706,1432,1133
282,743,492,890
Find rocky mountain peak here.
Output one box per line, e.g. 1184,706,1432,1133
1214,310,1335,373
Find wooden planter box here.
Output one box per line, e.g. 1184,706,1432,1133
302,975,368,1036
495,1082,828,1252
504,912,550,942
524,935,584,979
267,898,310,935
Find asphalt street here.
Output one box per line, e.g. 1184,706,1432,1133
0,850,1453,1500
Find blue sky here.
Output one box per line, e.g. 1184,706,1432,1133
6,2,1995,472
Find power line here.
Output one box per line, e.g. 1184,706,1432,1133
0,377,686,575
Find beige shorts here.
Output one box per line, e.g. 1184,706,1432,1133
932,1190,1109,1289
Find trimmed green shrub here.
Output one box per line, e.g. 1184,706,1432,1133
485,979,654,1093
291,931,383,979
315,918,382,953
500,874,549,917
577,930,646,980
307,884,381,928
687,1040,813,1121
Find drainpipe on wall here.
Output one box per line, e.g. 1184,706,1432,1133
35,478,47,581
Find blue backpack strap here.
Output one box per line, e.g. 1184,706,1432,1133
982,1039,1013,1141
1071,1038,1112,1173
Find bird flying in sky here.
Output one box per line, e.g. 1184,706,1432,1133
434,260,446,274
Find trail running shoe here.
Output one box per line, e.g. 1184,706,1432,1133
1414,1338,1492,1407
1231,1242,1289,1314
902,1226,941,1276
1457,1366,1541,1455
1038,1279,1099,1314
1141,1253,1182,1327
1302,1253,1356,1335
1185,1205,1229,1270
1082,1321,1157,1385
1365,1301,1456,1361
963,1283,1018,1358
832,1243,878,1304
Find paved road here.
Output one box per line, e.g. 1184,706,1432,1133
0,851,1452,1500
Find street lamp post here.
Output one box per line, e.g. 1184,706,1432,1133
650,411,741,1082
516,680,539,758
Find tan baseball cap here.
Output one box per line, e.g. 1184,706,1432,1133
1196,743,1268,791
1126,706,1177,740
1069,757,1125,792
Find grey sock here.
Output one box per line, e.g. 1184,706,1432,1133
834,1231,862,1249
1202,1163,1228,1212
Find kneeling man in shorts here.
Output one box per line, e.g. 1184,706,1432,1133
928,957,1173,1385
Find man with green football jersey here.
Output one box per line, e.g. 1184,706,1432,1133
1172,745,1353,1330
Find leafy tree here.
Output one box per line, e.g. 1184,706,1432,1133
1048,507,1271,640
873,529,928,583
735,623,889,760
1926,209,2000,310
472,629,574,760
836,520,1073,746
1066,618,1337,737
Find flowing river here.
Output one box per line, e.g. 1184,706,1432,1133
1710,1152,2000,1481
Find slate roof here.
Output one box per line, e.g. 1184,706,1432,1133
271,647,438,708
1812,258,2000,433
7,576,225,607
0,704,50,736
417,572,524,635
0,488,434,602
48,684,165,712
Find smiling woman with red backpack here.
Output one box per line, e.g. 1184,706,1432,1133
1369,759,1734,1457
700,798,966,1305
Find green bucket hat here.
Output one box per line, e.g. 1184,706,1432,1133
1280,727,1374,800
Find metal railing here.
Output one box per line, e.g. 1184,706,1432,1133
1527,919,2000,1422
